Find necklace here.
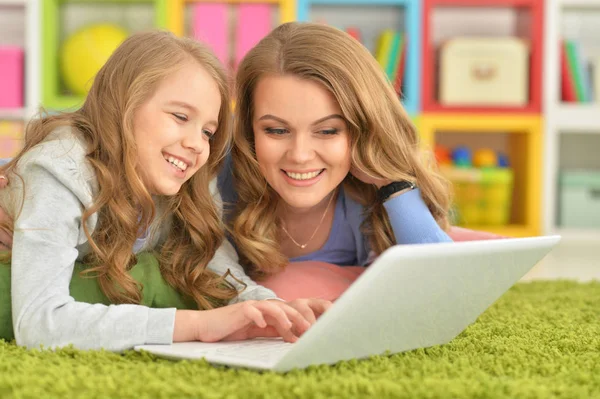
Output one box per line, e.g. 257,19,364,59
280,191,336,249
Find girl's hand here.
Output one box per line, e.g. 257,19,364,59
281,298,332,324
174,298,332,343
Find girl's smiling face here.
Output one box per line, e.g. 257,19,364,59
133,61,221,196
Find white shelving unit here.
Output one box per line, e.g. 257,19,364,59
0,0,27,6
554,104,600,132
544,0,600,241
0,0,41,122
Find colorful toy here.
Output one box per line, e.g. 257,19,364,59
60,24,128,96
497,153,510,168
434,145,452,165
473,148,498,168
440,146,513,227
451,146,472,168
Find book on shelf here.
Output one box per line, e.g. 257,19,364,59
561,39,594,103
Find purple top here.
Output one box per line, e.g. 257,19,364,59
218,156,452,267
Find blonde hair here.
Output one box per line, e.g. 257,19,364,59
232,22,451,278
0,30,238,309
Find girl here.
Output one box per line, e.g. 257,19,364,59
222,22,453,280
0,30,329,351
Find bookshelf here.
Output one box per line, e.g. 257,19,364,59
543,0,600,241
4,0,600,241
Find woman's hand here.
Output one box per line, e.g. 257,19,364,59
174,298,332,343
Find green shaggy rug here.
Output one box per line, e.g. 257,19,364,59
1,281,599,399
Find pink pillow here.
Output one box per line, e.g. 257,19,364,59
448,226,505,242
260,261,364,302
261,227,505,301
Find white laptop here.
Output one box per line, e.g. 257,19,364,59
135,235,561,372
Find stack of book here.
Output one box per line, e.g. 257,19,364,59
345,28,406,96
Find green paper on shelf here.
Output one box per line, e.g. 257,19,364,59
565,40,586,102
386,32,401,82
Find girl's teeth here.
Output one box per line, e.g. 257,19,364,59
286,170,321,180
166,156,188,171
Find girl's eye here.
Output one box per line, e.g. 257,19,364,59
173,113,188,122
265,127,288,135
319,128,339,135
203,129,215,141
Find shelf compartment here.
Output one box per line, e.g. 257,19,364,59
422,0,543,114
419,113,542,237
41,0,167,111
297,0,421,115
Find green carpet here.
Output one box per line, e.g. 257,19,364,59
1,281,599,399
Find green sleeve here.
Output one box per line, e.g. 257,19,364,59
0,252,197,341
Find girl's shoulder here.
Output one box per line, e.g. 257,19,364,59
6,126,97,209
22,126,89,167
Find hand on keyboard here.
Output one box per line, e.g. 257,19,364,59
278,298,331,324
192,298,332,343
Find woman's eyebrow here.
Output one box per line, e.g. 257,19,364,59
311,114,345,126
257,114,288,124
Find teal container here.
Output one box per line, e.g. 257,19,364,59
559,170,600,228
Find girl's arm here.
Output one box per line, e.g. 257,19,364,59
207,239,281,303
382,188,452,244
209,176,280,303
11,153,176,351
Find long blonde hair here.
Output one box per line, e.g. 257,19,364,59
232,22,451,278
0,30,238,309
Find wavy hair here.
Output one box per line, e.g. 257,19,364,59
232,22,451,278
0,30,237,309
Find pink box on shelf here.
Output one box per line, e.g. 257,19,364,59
0,46,24,109
193,4,228,67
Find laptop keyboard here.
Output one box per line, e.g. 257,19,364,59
211,339,294,362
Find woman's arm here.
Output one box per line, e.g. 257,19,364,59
350,167,452,246
382,188,452,244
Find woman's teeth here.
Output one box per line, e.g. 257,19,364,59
285,170,322,180
165,156,188,171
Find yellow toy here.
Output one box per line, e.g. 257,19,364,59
60,24,128,95
473,148,498,168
